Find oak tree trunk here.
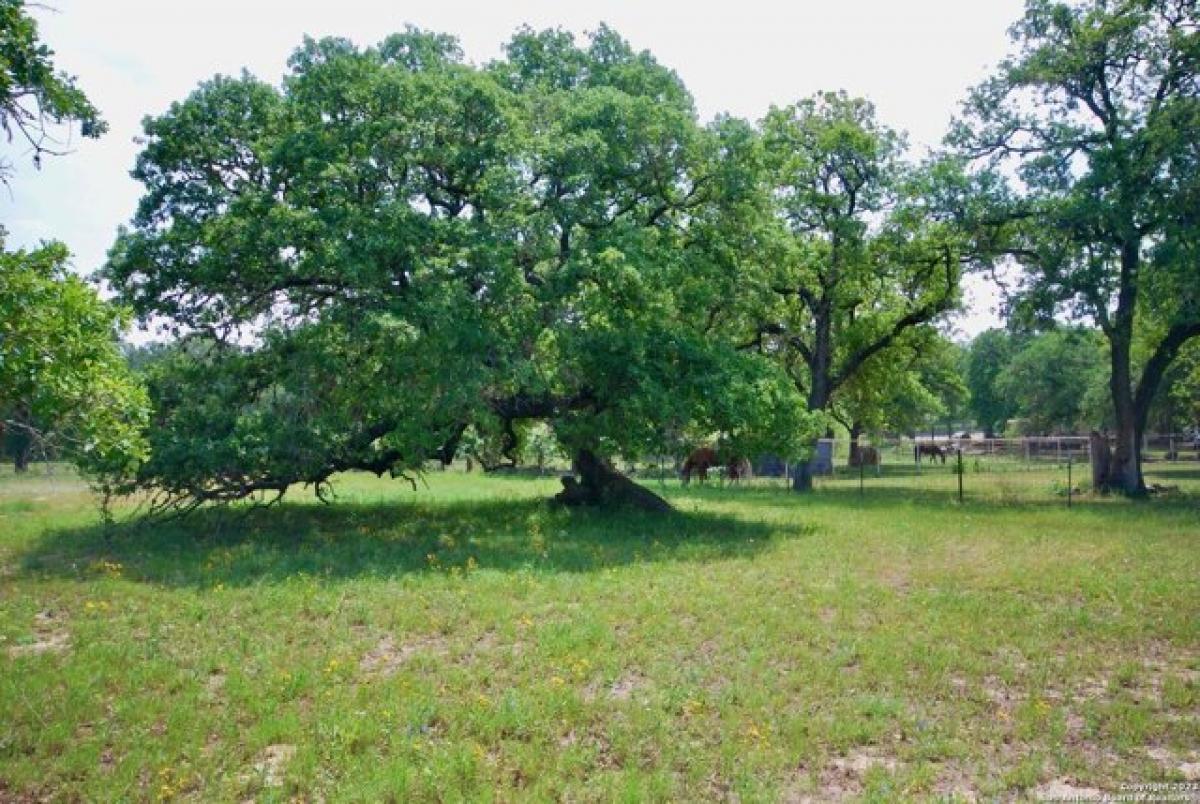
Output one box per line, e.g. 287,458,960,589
555,449,672,512
846,421,863,468
1105,330,1146,495
1090,431,1111,493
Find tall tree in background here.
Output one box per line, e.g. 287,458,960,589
104,28,818,512
753,94,962,413
994,328,1110,434
0,0,106,180
737,93,963,486
951,0,1200,493
965,328,1020,437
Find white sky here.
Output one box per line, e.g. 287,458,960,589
2,0,1026,339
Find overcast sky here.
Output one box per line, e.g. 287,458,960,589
2,0,1027,338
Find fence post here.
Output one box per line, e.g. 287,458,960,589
859,457,864,497
957,448,964,504
1067,456,1072,508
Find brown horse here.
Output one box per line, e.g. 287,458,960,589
681,448,751,485
681,447,718,485
914,444,947,464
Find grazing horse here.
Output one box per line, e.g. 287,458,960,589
681,447,719,485
914,444,947,464
681,448,751,485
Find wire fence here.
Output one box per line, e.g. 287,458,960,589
7,433,1199,506
636,434,1200,505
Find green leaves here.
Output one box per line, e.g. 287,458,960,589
952,0,1200,490
0,239,148,486
0,0,106,179
747,92,963,417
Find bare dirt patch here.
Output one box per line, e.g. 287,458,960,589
608,673,645,701
205,670,225,696
1147,746,1200,781
7,610,69,658
830,749,899,776
792,748,901,799
252,744,296,788
359,633,448,677
584,671,648,702
931,761,978,802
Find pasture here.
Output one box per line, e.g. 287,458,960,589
1,467,1198,801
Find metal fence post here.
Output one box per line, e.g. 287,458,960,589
957,448,964,504
1067,456,1072,508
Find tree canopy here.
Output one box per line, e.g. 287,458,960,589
104,27,819,511
994,328,1109,435
965,329,1020,437
740,94,964,413
832,326,968,441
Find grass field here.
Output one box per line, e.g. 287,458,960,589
1,465,1198,801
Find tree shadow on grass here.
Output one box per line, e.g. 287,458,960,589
17,497,786,588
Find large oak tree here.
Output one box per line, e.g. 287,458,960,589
104,28,817,512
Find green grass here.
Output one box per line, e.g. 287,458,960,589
1,466,1198,801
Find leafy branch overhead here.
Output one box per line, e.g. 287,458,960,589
0,0,106,180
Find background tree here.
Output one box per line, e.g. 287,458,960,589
0,239,148,483
950,0,1200,493
831,326,967,456
994,328,1109,434
0,2,145,494
0,0,106,180
104,27,819,512
1157,340,1200,434
735,93,963,486
965,328,1021,437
